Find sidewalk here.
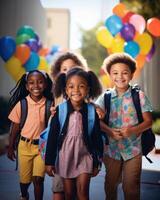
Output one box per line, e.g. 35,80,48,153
0,151,160,200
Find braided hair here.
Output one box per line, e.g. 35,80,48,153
8,70,53,112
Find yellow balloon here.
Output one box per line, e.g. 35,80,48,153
96,26,113,48
38,56,50,74
100,74,113,88
5,56,25,81
135,32,153,55
110,34,125,53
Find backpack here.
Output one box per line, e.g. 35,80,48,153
103,86,155,163
39,101,95,160
14,98,52,169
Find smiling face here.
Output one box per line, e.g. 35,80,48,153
26,72,46,102
60,59,77,74
65,75,89,109
109,63,133,94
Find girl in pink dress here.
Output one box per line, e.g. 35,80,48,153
45,67,103,200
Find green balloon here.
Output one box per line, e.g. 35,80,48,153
16,25,36,38
15,34,31,45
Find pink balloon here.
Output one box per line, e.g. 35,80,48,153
129,14,146,34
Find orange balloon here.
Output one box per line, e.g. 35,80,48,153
133,65,142,80
15,44,30,64
38,47,50,56
113,3,127,18
147,18,160,37
135,54,146,69
100,74,113,88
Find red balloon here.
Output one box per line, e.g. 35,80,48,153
15,44,30,64
122,11,134,24
147,18,160,37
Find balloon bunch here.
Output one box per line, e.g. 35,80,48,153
0,25,61,81
96,3,160,86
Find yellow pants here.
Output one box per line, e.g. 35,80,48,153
18,139,45,183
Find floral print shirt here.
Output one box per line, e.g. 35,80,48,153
96,86,153,161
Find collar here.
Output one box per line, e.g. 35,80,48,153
26,95,46,105
111,85,132,99
67,99,86,114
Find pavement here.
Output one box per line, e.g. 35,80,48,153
0,134,160,200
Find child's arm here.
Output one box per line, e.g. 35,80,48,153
7,122,20,161
120,111,152,138
100,121,123,140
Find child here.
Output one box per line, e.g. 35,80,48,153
96,53,153,200
45,67,103,200
7,70,53,200
50,51,88,200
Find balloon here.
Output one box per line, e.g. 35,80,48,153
110,34,125,53
0,36,16,61
135,33,153,55
25,38,39,52
133,65,142,80
17,25,36,38
135,54,146,69
38,47,50,56
96,26,113,48
16,34,31,45
15,44,30,64
146,43,156,62
129,14,146,34
105,15,123,36
38,56,50,73
124,41,140,58
147,17,160,37
112,3,127,18
24,52,40,71
100,74,113,88
122,11,134,24
120,23,135,41
5,56,25,81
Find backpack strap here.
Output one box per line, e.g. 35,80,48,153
104,90,111,125
87,104,95,136
45,99,52,127
131,87,143,123
58,101,68,133
20,98,28,129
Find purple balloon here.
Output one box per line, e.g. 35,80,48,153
120,23,136,41
25,38,39,52
146,43,155,62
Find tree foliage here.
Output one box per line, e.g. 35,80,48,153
80,22,107,75
122,0,160,19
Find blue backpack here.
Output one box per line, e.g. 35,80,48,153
39,101,95,160
103,86,155,163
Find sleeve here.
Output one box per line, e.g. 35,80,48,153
95,92,106,110
8,102,21,124
92,112,104,168
45,107,60,166
139,90,153,113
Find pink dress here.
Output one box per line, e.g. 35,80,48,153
56,111,93,178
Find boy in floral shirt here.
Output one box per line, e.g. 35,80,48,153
96,53,152,200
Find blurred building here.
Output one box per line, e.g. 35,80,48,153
45,8,70,49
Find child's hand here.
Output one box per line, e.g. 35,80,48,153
7,146,16,161
96,106,105,119
120,127,132,138
110,128,123,140
50,106,56,116
45,165,56,177
92,167,100,177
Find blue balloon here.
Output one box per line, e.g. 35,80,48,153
105,15,123,36
0,36,16,61
24,51,40,71
124,41,140,58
